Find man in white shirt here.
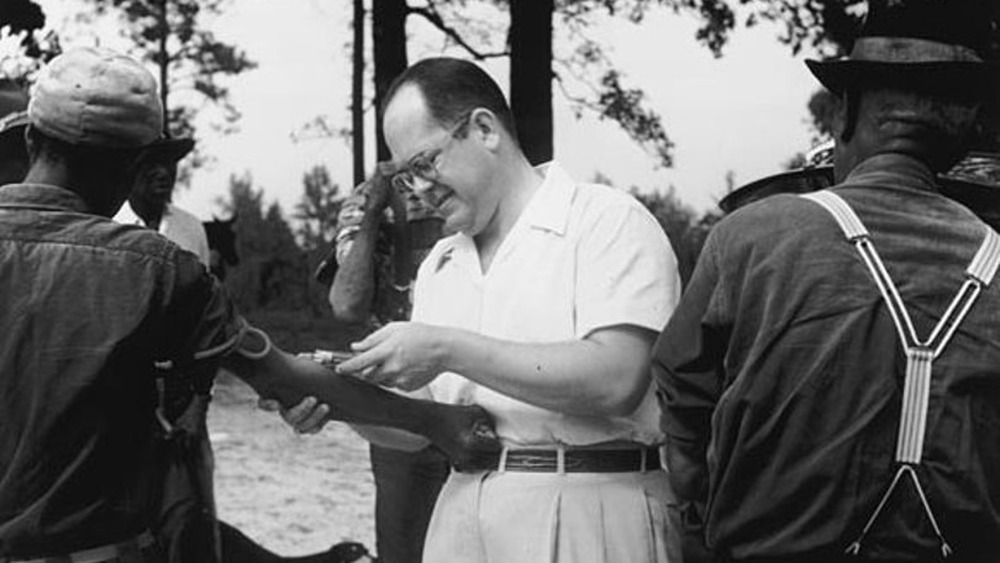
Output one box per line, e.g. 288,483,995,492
114,136,210,265
333,57,683,563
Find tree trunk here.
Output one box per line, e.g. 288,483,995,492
158,0,170,135
352,0,365,185
509,0,554,165
372,0,409,162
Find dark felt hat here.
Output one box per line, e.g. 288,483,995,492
806,0,999,95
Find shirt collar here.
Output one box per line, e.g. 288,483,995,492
519,160,576,236
844,153,939,193
0,183,92,214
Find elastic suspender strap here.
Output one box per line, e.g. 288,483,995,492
967,228,1000,285
801,190,997,558
897,347,933,464
801,191,919,347
925,229,1000,355
801,191,870,240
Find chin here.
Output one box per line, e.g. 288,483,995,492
441,211,474,237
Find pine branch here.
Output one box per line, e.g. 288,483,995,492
407,4,509,60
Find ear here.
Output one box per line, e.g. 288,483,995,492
469,108,502,151
834,90,858,143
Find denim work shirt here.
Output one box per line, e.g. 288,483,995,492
653,154,1000,561
0,184,244,557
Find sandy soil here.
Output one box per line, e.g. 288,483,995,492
208,374,377,557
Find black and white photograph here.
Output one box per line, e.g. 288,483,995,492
0,0,998,562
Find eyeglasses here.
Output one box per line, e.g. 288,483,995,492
390,112,473,192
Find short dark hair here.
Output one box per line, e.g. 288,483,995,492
26,125,144,207
381,57,518,140
843,75,983,171
27,126,142,171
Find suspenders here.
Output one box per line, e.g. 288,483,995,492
801,190,1000,559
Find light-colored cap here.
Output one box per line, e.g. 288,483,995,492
29,47,163,148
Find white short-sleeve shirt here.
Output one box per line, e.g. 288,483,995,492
411,162,681,447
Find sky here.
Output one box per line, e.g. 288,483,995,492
27,0,824,220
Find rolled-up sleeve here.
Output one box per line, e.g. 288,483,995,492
153,250,246,369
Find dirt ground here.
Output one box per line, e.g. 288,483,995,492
208,373,377,557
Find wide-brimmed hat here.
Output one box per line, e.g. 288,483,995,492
806,0,999,95
29,47,163,148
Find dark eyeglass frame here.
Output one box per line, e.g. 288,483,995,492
390,111,474,192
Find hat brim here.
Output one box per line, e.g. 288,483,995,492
719,167,835,214
0,110,28,138
806,59,999,95
146,137,195,162
719,161,1000,231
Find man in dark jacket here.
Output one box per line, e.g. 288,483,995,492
653,1,1000,561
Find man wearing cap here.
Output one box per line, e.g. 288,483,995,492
653,1,1000,562
0,47,500,563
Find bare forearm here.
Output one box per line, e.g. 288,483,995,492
329,213,381,323
223,348,443,436
440,327,655,417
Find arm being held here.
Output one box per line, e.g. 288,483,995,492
222,326,499,466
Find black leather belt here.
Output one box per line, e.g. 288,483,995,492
458,447,663,473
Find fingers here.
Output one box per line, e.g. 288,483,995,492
349,323,397,353
336,344,390,376
277,396,330,435
294,402,330,434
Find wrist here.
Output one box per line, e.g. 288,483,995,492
358,206,385,232
434,326,467,375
